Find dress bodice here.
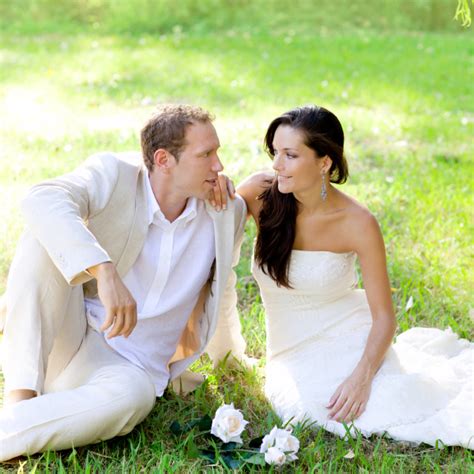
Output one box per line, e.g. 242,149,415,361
252,250,370,358
252,250,359,304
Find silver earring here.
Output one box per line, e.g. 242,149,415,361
321,171,327,201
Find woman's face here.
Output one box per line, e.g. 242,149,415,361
272,125,323,195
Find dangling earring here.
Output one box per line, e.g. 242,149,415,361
320,171,327,201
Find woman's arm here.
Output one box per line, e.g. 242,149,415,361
236,171,274,221
327,211,397,422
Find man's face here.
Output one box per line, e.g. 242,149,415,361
172,121,223,200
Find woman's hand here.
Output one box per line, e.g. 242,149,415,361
208,173,236,211
326,371,372,423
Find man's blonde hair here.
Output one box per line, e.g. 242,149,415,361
140,104,214,171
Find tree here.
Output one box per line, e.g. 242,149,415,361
455,0,472,26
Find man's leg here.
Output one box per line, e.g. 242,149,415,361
0,328,156,461
2,232,86,401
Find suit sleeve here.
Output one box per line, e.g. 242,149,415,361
20,153,121,286
205,194,248,365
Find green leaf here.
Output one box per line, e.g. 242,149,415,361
196,414,212,431
249,435,264,448
244,453,266,466
221,442,238,451
222,453,242,469
170,421,182,434
170,414,212,435
185,437,200,459
198,450,215,463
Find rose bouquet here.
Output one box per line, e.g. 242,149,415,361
170,403,300,468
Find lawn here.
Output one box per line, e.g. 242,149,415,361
0,0,473,472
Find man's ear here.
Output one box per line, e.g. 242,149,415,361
153,149,176,173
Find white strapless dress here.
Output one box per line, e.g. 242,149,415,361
252,250,473,449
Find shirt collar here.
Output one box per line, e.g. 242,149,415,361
146,175,198,226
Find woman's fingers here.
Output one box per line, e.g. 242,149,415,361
226,176,236,199
208,174,236,211
209,174,232,211
328,392,346,418
332,398,354,422
355,400,367,419
216,175,229,210
214,176,224,210
331,398,367,423
327,385,342,408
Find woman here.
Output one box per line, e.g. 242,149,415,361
237,105,473,448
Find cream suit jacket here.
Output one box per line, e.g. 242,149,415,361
17,151,247,383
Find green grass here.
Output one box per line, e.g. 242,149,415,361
1,0,473,472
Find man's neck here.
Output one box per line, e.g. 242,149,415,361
156,194,188,223
149,174,188,222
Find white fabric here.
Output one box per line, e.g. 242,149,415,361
86,176,215,395
0,328,156,461
253,250,474,449
1,152,247,394
0,152,248,461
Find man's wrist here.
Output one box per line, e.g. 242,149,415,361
86,261,113,279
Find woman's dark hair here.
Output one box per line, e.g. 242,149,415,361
255,105,348,288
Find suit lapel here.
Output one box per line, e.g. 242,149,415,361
115,168,149,277
205,202,233,335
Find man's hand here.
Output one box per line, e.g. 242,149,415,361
87,262,137,338
209,173,236,211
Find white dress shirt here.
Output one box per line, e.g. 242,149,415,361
85,175,215,395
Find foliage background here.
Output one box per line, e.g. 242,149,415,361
0,0,473,472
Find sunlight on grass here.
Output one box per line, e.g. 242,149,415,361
0,1,473,470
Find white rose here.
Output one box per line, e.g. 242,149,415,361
260,426,299,462
210,403,248,443
274,431,299,459
260,426,278,452
264,446,287,466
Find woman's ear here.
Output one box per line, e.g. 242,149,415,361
321,155,333,174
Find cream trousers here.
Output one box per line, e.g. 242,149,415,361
0,233,156,462
0,328,156,461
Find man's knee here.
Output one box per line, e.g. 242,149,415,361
126,370,156,416
7,232,64,292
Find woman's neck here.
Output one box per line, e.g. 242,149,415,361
294,184,338,215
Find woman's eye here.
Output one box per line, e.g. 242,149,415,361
287,154,297,159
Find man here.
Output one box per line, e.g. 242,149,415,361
0,104,248,461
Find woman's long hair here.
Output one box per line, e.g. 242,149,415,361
254,105,349,288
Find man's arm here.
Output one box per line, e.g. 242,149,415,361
20,153,119,285
21,152,138,338
87,262,137,339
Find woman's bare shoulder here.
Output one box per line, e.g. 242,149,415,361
340,194,383,250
